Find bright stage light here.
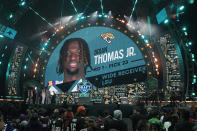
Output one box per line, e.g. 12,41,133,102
0,35,4,38
188,0,194,4
92,11,98,17
77,13,83,17
145,40,149,43
103,11,112,23
98,14,102,18
75,13,83,21
80,16,85,19
182,27,187,31
124,15,129,21
21,2,26,6
179,5,185,11
164,19,169,24
108,11,112,17
9,14,13,19
61,16,73,25
19,1,26,7
124,15,135,31
89,11,98,21
188,42,192,45
192,54,195,61
156,65,159,68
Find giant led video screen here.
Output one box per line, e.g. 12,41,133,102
45,26,147,89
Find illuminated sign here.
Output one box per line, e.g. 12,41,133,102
0,24,17,39
79,93,90,97
156,8,168,24
77,80,92,93
45,26,147,90
6,44,27,96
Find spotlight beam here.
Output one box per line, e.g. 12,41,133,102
30,31,47,39
100,0,104,15
147,16,152,40
129,0,138,23
61,16,73,25
82,0,92,14
70,0,78,14
89,11,98,21
60,0,65,26
29,7,55,29
27,54,34,64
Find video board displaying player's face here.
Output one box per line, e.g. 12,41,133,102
56,38,92,83
45,26,147,88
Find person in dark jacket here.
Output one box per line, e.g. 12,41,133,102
25,113,42,131
70,106,88,131
104,110,127,131
174,110,195,131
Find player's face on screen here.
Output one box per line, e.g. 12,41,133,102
64,41,81,74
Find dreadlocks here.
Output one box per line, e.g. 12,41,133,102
56,38,92,75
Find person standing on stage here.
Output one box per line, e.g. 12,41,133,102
41,88,46,104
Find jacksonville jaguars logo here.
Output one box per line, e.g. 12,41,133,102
101,33,114,43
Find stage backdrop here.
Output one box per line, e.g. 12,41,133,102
45,26,147,90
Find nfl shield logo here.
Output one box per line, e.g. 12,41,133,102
77,81,92,93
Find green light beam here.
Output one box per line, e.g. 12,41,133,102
129,0,138,23
82,0,92,14
29,7,55,29
100,0,104,15
147,16,152,40
60,0,65,26
70,0,78,14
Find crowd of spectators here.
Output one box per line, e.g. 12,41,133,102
0,101,197,131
